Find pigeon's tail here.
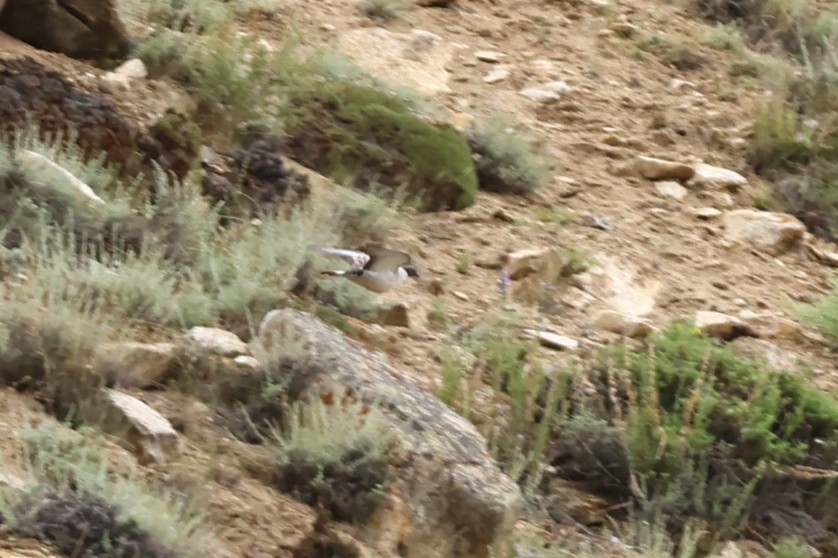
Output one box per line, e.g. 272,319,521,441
320,270,347,277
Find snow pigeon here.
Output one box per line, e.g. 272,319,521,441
310,245,421,294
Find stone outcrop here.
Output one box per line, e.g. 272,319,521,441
93,388,180,466
722,209,807,255
258,309,522,558
0,0,130,59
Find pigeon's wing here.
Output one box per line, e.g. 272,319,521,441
309,246,370,269
364,247,412,272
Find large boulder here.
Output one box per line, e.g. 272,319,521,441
258,308,523,558
0,0,131,59
283,81,478,212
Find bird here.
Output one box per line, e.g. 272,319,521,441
310,244,421,294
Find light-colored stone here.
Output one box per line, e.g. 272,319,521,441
806,242,838,268
258,309,523,558
233,354,263,373
98,389,179,465
655,180,689,200
0,470,25,491
690,163,748,190
475,50,505,62
519,80,571,101
591,310,655,338
503,247,561,280
691,206,722,220
669,78,694,91
483,64,512,83
186,326,248,357
524,329,579,351
94,341,178,388
335,28,454,96
18,149,105,205
113,57,147,79
634,156,695,181
599,255,661,318
722,209,807,255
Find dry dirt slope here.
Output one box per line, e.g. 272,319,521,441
0,0,836,556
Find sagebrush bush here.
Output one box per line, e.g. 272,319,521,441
271,394,397,523
466,118,554,195
0,427,211,557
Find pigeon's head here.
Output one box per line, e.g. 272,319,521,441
403,265,420,279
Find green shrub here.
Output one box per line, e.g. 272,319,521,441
137,29,276,133
772,537,819,558
550,322,838,537
282,80,478,212
466,117,553,195
438,310,570,489
271,394,396,523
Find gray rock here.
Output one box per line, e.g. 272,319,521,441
655,180,689,200
258,309,523,558
519,80,571,101
475,50,505,62
689,163,747,191
722,209,806,255
186,326,249,358
691,207,722,220
635,156,695,181
503,247,562,280
591,309,654,338
94,341,178,388
524,329,579,351
97,389,180,466
483,65,512,84
17,150,105,206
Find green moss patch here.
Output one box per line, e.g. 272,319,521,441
282,81,478,212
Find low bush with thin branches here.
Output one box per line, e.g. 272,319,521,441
271,392,398,523
0,426,213,557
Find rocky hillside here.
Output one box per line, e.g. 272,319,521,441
0,0,836,557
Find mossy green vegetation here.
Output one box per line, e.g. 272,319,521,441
441,313,838,547
282,80,478,212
